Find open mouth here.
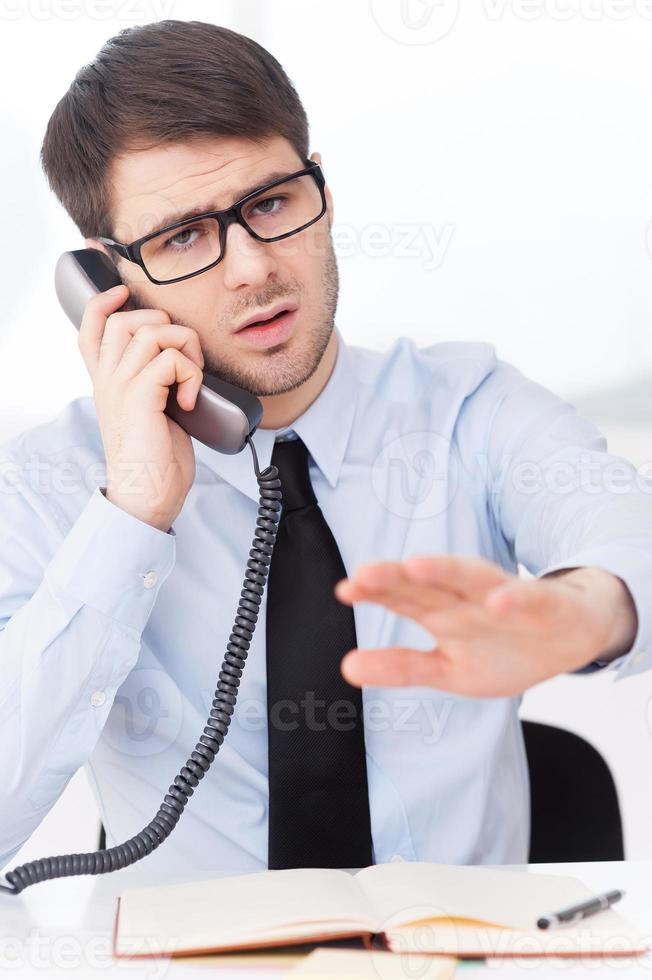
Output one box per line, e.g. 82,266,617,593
242,309,290,330
236,307,298,348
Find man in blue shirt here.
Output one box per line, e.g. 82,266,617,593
0,20,648,877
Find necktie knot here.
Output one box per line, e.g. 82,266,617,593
271,437,317,514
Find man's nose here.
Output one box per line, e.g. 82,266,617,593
220,221,277,291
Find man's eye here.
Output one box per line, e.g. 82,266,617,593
166,227,200,248
252,196,284,215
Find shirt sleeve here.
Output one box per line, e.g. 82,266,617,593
483,361,652,680
0,458,176,871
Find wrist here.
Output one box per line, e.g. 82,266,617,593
597,571,638,661
101,487,172,533
548,566,638,664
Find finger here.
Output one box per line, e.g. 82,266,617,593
334,563,404,606
339,583,522,645
116,324,205,381
356,561,461,598
342,561,414,591
334,579,452,619
402,554,512,601
98,308,172,375
341,646,450,689
335,573,481,630
335,580,436,622
335,561,465,613
338,556,510,600
77,284,129,379
134,347,204,412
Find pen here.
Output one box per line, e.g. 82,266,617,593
537,889,625,929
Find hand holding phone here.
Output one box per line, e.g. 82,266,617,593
78,284,205,530
56,249,263,531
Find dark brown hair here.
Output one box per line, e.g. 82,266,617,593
40,19,309,239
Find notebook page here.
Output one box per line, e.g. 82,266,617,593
354,862,603,930
386,913,648,958
116,867,377,956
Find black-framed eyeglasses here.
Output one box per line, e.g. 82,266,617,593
98,159,327,286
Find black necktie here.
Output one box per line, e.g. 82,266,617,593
265,435,374,869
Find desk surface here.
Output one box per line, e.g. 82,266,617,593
2,860,652,979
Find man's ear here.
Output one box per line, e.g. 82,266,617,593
84,237,110,257
309,150,333,226
324,183,334,228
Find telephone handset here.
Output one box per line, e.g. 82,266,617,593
54,248,263,454
0,251,283,895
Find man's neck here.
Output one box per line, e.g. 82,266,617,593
258,329,339,430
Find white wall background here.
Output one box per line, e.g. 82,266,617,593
2,0,652,870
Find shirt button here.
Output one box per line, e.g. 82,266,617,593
142,570,158,589
390,853,404,862
632,651,646,667
90,691,106,707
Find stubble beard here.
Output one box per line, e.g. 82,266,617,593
125,236,340,399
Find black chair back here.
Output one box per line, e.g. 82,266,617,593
522,721,624,863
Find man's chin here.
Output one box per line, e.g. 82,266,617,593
199,364,295,398
205,331,331,398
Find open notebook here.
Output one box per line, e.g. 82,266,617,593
113,861,648,960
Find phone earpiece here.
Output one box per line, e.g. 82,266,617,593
55,248,262,453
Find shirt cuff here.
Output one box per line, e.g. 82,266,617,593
44,486,176,634
536,546,650,678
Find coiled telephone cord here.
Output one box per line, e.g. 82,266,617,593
0,436,280,895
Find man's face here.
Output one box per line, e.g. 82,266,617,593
93,135,338,397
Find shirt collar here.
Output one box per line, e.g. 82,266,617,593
191,326,357,504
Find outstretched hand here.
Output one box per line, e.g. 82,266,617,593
334,556,637,697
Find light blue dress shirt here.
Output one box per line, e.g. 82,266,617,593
1,327,651,876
